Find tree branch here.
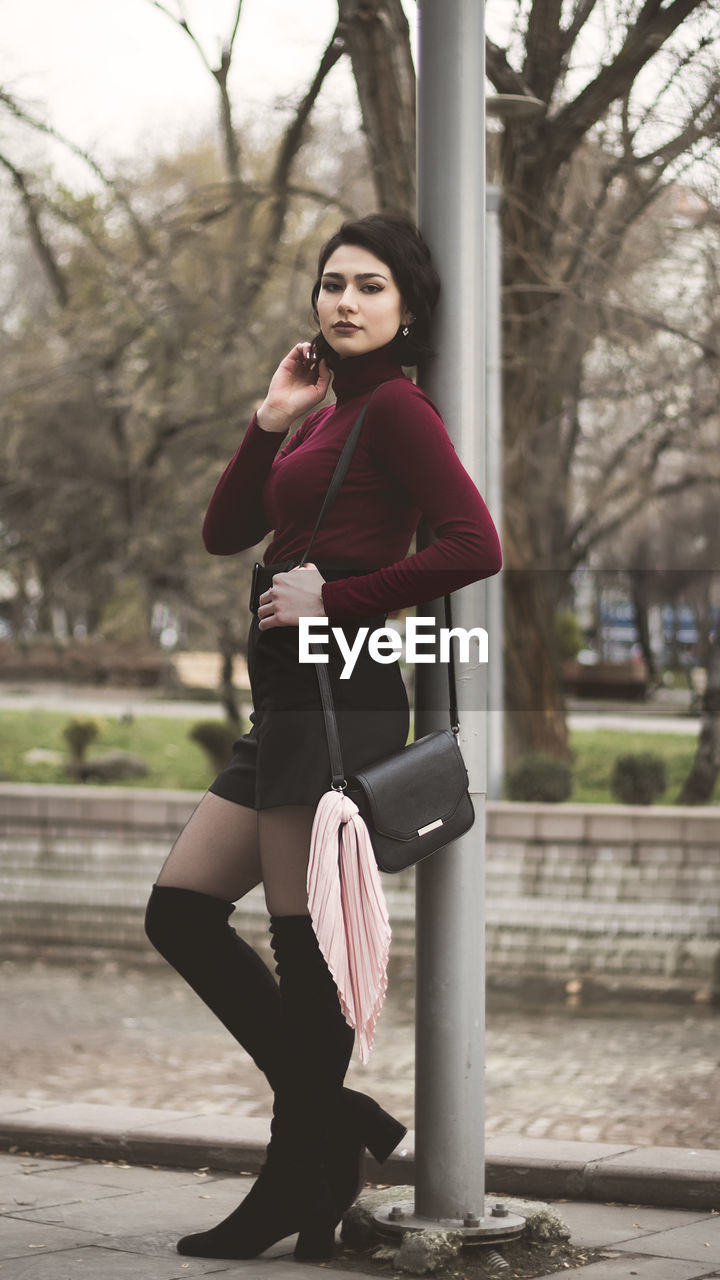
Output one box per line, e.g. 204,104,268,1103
523,0,565,104
264,33,346,243
238,28,346,309
226,0,244,61
573,472,720,564
486,37,532,95
603,301,720,360
149,0,245,183
638,83,720,171
560,0,600,56
0,153,69,308
547,0,707,174
0,89,154,258
150,1,215,76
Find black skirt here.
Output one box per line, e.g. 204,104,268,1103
208,563,410,810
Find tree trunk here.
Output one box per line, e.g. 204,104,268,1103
629,570,657,682
504,569,570,764
677,632,720,804
337,0,415,214
218,621,241,727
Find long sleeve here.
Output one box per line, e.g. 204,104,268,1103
202,414,286,554
320,381,501,620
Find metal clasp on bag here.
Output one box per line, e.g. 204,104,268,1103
332,777,348,793
418,818,443,837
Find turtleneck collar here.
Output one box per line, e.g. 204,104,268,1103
329,343,406,404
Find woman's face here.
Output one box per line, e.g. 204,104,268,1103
316,244,412,359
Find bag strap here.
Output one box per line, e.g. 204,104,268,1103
303,385,461,790
317,598,460,792
297,393,376,568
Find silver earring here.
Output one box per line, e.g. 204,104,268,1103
402,325,411,338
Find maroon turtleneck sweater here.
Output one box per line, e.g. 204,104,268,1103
202,345,501,621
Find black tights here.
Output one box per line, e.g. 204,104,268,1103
154,790,316,917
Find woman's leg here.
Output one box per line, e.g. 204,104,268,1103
257,804,315,917
155,791,261,900
158,802,406,1261
177,804,354,1261
261,807,356,1260
145,792,283,1088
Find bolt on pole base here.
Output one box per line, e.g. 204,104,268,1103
372,1200,525,1244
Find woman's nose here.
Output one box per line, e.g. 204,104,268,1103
338,287,358,312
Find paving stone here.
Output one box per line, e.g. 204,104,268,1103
35,1161,219,1192
551,1200,713,1248
0,1154,81,1175
0,1243,238,1278
0,1170,139,1213
0,1213,101,1259
7,1176,253,1238
613,1216,720,1263
539,1255,715,1279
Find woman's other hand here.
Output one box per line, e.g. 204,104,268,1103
257,563,327,630
256,343,331,434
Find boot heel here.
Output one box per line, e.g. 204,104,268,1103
362,1104,407,1164
294,1220,336,1262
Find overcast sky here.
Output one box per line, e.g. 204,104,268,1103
1,0,378,180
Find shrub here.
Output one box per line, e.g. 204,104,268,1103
62,717,102,762
554,609,584,661
611,752,667,805
506,753,573,803
76,752,149,782
189,720,238,772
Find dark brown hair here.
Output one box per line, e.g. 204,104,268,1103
310,213,440,366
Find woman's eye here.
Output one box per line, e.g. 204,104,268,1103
362,284,382,293
321,281,340,292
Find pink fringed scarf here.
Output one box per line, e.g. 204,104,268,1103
306,790,391,1063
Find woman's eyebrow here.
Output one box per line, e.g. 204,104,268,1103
321,271,388,281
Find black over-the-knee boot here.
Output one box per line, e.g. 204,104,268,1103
174,912,351,1260
146,887,405,1259
269,913,358,1261
145,884,282,1086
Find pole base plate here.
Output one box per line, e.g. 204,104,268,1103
372,1199,525,1244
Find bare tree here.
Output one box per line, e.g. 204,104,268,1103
488,0,720,758
0,2,372,659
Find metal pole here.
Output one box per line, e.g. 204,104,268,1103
415,0,486,1222
486,185,504,800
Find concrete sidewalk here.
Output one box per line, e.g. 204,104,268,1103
1,1150,719,1280
1,1101,719,1279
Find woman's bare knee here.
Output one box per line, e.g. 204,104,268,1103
155,791,261,902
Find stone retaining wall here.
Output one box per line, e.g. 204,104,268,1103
1,784,718,994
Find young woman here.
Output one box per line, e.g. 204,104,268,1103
144,214,501,1261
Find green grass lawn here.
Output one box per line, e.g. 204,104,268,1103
0,709,242,792
0,709,717,804
569,728,720,805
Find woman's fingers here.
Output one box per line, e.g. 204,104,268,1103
257,566,326,630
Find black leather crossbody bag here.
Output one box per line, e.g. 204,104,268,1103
288,385,475,874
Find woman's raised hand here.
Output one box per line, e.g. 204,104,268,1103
256,343,331,433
